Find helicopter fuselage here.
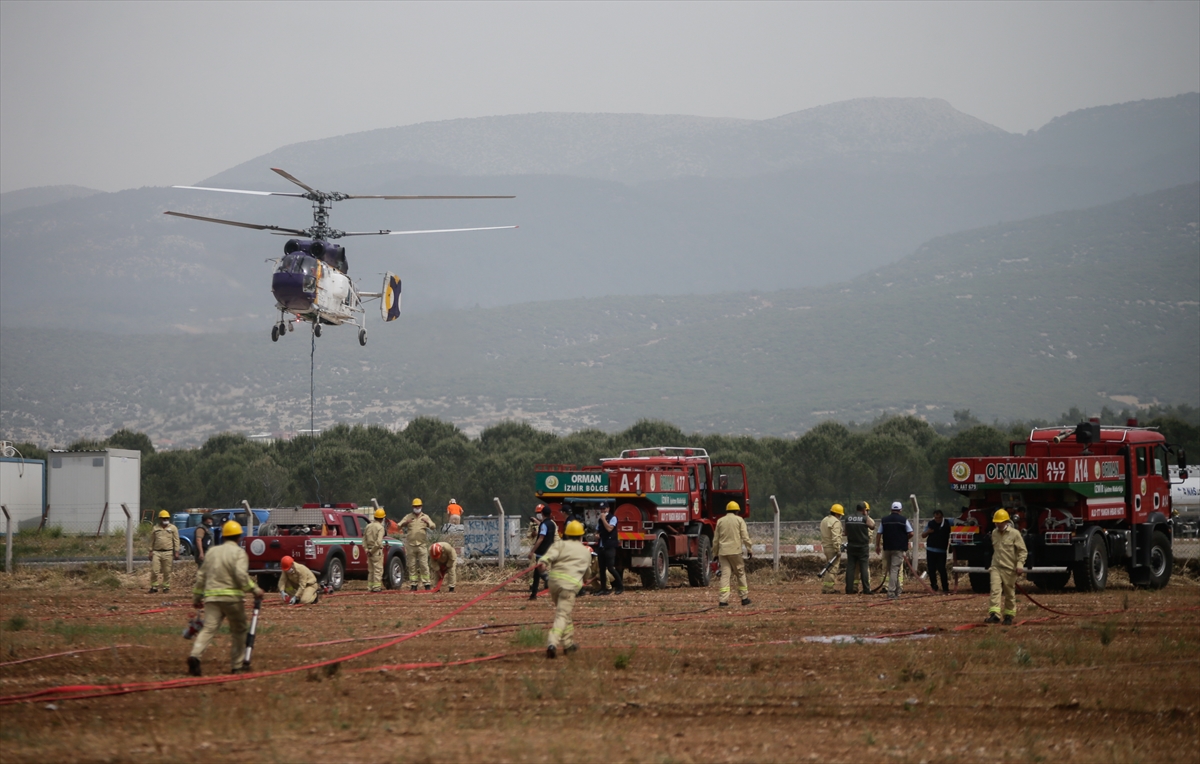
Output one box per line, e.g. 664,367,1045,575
273,240,358,325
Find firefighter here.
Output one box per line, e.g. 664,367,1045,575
713,501,753,607
363,507,387,592
819,503,845,594
527,504,557,600
396,499,436,590
278,555,320,604
537,519,591,658
148,510,180,593
188,520,264,676
985,508,1027,625
844,502,876,594
430,541,457,592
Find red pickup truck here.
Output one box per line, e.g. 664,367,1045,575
245,504,406,591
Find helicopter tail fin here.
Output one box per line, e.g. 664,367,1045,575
381,273,402,322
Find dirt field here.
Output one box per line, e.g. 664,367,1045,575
1,559,1197,763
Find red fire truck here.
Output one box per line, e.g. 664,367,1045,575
948,421,1183,592
534,447,750,589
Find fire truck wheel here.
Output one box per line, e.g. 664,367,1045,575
257,573,280,591
1030,572,1069,591
321,555,345,591
1074,532,1108,592
639,536,670,590
383,552,406,590
1145,531,1172,589
686,535,712,587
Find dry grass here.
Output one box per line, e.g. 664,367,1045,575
0,562,1197,763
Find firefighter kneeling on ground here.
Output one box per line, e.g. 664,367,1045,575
713,501,753,607
538,519,591,659
986,508,1027,626
279,555,320,604
430,541,457,593
188,520,264,676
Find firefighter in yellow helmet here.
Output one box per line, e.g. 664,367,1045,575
396,499,436,590
148,510,180,593
278,555,320,604
986,508,1027,625
819,504,846,594
188,520,264,676
363,507,387,592
537,519,591,658
429,541,458,593
713,501,753,607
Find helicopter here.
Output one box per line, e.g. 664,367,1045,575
163,167,515,345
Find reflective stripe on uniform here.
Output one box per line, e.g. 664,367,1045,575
549,571,581,587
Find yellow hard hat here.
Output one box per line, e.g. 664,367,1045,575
374,508,386,519
411,498,423,508
158,510,170,519
830,504,844,516
221,520,243,538
993,508,1010,524
725,501,740,512
431,542,443,560
862,501,870,511
564,520,585,537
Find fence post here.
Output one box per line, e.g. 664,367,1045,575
2,505,11,574
493,497,505,569
38,504,48,532
96,502,109,537
242,500,254,536
909,494,921,573
769,495,781,573
121,503,132,575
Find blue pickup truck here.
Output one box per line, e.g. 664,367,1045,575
178,507,270,557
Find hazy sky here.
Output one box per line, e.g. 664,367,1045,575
2,1,1197,194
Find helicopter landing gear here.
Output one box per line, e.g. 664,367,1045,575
271,325,280,342
313,322,322,338
358,328,367,346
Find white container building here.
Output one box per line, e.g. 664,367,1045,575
46,449,141,534
1,457,46,532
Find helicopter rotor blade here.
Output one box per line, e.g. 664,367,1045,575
271,168,317,193
172,185,307,198
339,225,519,237
163,211,308,235
344,194,516,200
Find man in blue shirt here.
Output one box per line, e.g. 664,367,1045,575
875,501,913,599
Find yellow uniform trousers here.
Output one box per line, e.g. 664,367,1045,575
548,584,578,650
989,567,1019,617
150,551,174,590
407,542,430,584
718,554,748,604
189,600,248,672
822,549,840,593
366,552,384,591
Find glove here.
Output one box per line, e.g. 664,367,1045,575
280,592,289,602
289,596,298,605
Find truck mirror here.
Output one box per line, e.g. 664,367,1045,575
1178,449,1188,471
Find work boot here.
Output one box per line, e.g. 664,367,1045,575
984,613,1001,624
597,590,610,596
410,585,418,592
424,583,431,591
187,656,201,677
448,586,455,593
529,593,538,601
1002,615,1014,626
149,588,158,594
719,602,729,607
163,587,170,593
741,597,752,606
546,645,557,659
614,588,624,595
564,645,578,655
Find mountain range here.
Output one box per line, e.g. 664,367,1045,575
3,182,1196,447
2,94,1197,333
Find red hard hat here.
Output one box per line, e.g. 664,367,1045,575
281,556,294,571
431,543,443,560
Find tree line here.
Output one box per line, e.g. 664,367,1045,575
14,404,1198,522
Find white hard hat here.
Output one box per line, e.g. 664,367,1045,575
891,501,903,511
